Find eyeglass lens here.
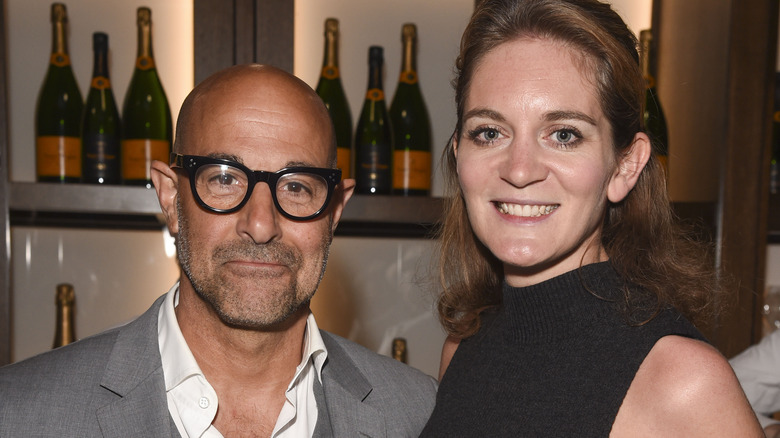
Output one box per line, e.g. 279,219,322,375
194,164,330,217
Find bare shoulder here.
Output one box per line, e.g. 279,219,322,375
611,335,762,437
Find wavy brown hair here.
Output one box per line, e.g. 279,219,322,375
437,0,722,339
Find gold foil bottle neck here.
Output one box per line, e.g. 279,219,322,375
392,337,407,363
325,17,339,36
51,3,67,24
56,283,75,306
137,7,151,26
402,23,416,40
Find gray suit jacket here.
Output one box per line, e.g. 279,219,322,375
0,294,437,437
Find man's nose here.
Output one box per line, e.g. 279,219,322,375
235,182,282,244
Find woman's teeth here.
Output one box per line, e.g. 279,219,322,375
496,203,559,217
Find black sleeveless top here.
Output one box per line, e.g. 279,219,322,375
420,262,704,437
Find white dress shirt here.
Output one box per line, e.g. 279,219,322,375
158,283,328,437
730,328,780,428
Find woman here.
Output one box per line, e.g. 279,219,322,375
420,0,762,436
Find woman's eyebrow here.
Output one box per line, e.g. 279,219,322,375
543,110,597,126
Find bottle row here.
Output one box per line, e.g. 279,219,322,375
51,281,410,365
36,3,171,188
316,19,432,196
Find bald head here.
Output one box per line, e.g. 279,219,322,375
174,64,336,166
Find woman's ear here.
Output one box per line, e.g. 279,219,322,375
607,132,651,203
451,131,459,159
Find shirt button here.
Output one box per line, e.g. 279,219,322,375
198,396,210,409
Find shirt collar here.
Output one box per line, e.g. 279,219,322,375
295,312,327,387
158,282,329,437
158,282,203,392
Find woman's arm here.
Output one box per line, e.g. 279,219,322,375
611,335,763,437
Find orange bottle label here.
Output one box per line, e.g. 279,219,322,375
399,71,418,85
366,88,385,101
393,150,431,190
50,53,70,67
91,76,111,90
121,139,170,180
321,66,340,80
36,136,81,178
135,56,155,70
644,74,656,88
656,153,668,180
337,146,351,179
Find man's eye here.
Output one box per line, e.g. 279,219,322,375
215,173,237,185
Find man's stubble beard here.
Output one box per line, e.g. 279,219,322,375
175,196,332,329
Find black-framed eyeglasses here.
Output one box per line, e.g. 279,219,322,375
170,154,342,221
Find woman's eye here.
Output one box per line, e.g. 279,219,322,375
467,127,503,145
550,128,582,147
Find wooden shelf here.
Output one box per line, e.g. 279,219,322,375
8,182,443,237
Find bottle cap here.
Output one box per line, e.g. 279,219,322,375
93,32,108,51
51,3,67,23
369,46,384,64
402,23,416,40
137,7,151,26
325,17,339,35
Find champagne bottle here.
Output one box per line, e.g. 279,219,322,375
390,24,432,196
82,32,121,185
355,46,393,195
392,337,407,363
35,2,84,183
121,6,172,188
53,283,76,348
639,29,669,177
770,72,780,194
316,18,353,179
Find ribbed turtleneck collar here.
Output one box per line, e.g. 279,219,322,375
500,262,626,344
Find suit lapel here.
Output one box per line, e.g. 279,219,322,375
317,332,386,438
95,295,178,437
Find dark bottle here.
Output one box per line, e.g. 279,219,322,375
392,337,407,364
53,283,76,348
121,7,172,188
36,2,84,183
771,72,780,194
355,46,393,195
82,32,121,184
390,23,432,196
639,29,669,177
316,18,353,179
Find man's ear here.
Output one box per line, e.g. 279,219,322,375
150,160,180,234
607,132,651,203
329,178,356,233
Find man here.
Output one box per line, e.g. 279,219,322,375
0,64,437,437
731,328,780,437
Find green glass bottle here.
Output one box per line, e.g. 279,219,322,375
355,46,393,195
121,6,172,188
315,18,353,179
35,2,84,183
390,23,431,196
82,32,120,185
640,29,669,177
52,283,76,349
771,72,780,194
